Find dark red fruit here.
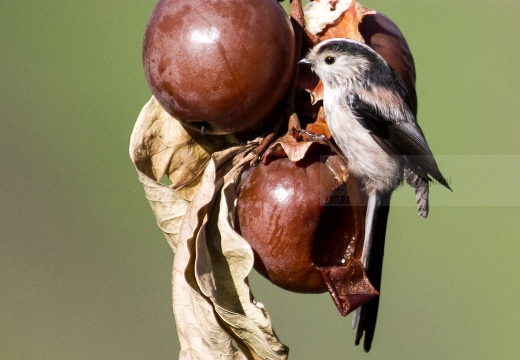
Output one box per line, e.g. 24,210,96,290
236,156,368,294
360,12,417,113
143,0,295,134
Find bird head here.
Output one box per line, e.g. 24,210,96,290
299,38,381,89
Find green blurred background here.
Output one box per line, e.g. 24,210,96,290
1,0,519,359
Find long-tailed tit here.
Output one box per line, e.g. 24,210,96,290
300,38,451,351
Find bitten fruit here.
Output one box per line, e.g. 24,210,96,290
236,156,368,295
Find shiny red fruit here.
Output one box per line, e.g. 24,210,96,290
236,156,367,294
360,12,417,113
143,0,295,134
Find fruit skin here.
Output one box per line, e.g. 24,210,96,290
236,156,366,293
143,0,295,135
360,12,417,113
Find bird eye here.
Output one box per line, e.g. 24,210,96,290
324,56,335,65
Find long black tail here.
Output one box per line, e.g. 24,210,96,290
354,191,392,352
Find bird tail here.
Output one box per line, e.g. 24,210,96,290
405,168,429,218
353,190,392,352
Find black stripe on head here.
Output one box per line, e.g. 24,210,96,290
315,39,381,65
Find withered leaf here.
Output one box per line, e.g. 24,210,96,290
130,96,229,201
136,171,189,251
305,120,330,145
304,0,374,40
319,259,378,316
264,129,331,163
324,154,349,184
172,148,249,360
277,140,316,163
193,150,288,359
131,90,288,358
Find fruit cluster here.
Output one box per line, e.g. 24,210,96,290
136,0,417,356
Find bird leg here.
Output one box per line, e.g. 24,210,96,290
292,127,349,166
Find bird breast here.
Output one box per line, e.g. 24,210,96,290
323,93,402,194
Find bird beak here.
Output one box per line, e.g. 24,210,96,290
298,58,314,72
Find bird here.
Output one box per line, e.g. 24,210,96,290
299,38,451,351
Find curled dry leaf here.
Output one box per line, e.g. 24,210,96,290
131,99,287,358
135,171,189,251
194,151,288,359
174,147,287,359
304,0,375,41
171,146,250,360
130,96,230,201
304,107,330,138
171,148,232,359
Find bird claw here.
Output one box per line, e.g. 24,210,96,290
292,127,329,143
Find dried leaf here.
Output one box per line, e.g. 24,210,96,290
304,0,374,40
278,140,316,163
194,151,288,359
219,160,287,359
320,259,378,316
137,171,189,251
130,96,229,200
319,0,375,42
305,106,329,136
308,80,324,105
131,90,287,359
304,0,356,36
171,146,249,360
171,149,248,359
324,154,349,184
264,126,334,164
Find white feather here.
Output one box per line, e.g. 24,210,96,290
323,88,401,194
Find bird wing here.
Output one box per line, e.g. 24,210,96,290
349,92,451,190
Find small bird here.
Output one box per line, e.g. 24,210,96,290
300,38,451,351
